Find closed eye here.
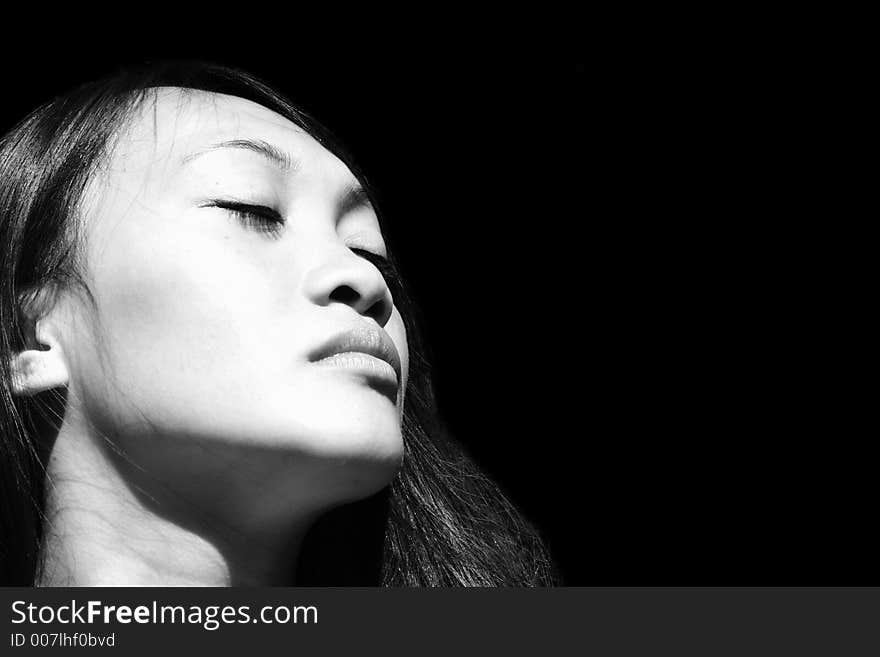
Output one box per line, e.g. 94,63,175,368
202,200,285,237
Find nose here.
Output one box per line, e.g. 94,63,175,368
302,247,394,327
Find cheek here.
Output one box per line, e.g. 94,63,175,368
77,214,291,431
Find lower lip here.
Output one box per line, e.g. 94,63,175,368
314,352,399,385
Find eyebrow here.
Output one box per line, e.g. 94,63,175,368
181,138,296,171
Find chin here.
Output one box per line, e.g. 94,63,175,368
256,396,405,503
309,415,405,498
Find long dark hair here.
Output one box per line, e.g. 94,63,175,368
0,61,558,586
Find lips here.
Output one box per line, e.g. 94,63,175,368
309,323,402,383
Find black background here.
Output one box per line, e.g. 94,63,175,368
0,36,867,585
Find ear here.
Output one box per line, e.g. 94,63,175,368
10,320,69,397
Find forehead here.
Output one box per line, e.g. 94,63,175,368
108,87,353,181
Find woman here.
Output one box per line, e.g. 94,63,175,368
0,61,557,586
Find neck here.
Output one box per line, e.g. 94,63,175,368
36,415,315,586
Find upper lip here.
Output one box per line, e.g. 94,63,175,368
310,323,402,381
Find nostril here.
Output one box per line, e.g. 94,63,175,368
329,285,360,307
327,283,391,324
364,298,391,325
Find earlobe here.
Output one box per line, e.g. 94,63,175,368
12,298,71,396
10,346,69,396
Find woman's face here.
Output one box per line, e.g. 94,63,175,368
63,88,408,521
